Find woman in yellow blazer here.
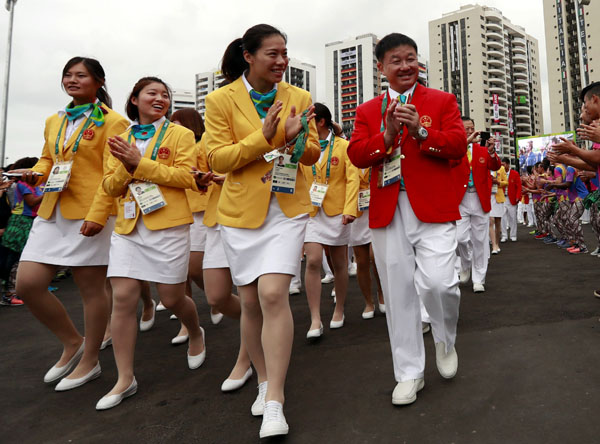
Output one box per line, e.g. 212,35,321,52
204,24,319,438
490,163,508,253
300,103,359,337
96,77,208,411
13,57,128,391
349,166,385,319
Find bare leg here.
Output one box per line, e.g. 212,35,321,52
353,244,374,313
239,282,266,384
257,273,293,404
329,245,348,322
16,261,83,369
67,266,110,378
494,218,502,248
139,281,154,322
103,279,112,342
303,242,324,331
490,217,499,251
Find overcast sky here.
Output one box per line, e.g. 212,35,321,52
0,0,550,164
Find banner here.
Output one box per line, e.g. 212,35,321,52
508,107,514,136
493,94,500,123
494,131,501,153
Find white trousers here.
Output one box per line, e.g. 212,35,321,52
371,192,461,382
456,192,490,284
517,202,525,223
501,201,518,240
527,201,536,225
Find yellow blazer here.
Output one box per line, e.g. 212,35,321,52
31,106,128,225
356,167,371,218
204,78,320,229
103,122,196,234
185,138,212,213
494,166,508,203
300,136,359,217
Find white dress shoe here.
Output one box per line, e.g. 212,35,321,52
378,303,386,314
459,268,471,285
171,334,189,345
435,342,458,379
210,311,224,325
100,337,112,350
306,323,323,339
251,381,268,416
221,367,253,392
43,341,85,383
329,315,345,329
321,273,334,284
55,362,101,391
187,327,206,370
288,286,301,295
155,302,167,312
259,401,289,438
348,262,357,277
95,378,138,411
392,378,424,405
422,322,430,334
139,300,156,332
362,310,375,320
169,314,178,320
473,283,485,293
500,237,507,243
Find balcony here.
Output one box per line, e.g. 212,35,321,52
515,105,530,113
488,57,504,67
514,79,528,88
486,30,504,41
513,71,528,80
487,49,504,58
513,46,527,55
516,122,531,128
514,88,529,95
486,22,503,33
513,37,526,47
513,54,527,64
485,9,503,22
486,39,504,50
513,62,528,72
488,68,505,77
489,76,506,85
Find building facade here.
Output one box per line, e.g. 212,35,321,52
170,89,195,114
195,70,226,118
429,5,543,159
543,0,599,132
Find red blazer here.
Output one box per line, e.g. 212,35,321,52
506,169,522,205
451,143,501,213
347,85,467,228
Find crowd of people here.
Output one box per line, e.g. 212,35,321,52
4,23,600,439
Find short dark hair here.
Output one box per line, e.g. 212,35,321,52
221,24,287,83
375,33,418,62
527,165,533,174
125,77,172,121
62,57,112,108
171,108,204,142
581,81,600,100
314,103,332,128
542,158,551,170
502,157,510,164
461,115,474,123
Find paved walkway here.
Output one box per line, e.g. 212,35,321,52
2,224,599,443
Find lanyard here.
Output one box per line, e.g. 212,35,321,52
128,120,170,161
312,133,335,183
380,84,417,138
54,114,93,158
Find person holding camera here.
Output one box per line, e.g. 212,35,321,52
452,117,501,293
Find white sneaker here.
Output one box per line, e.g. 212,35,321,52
251,381,268,416
321,273,334,284
348,262,357,277
473,283,485,293
259,401,289,438
289,286,301,295
590,247,600,256
392,378,424,405
459,268,471,285
500,237,507,243
435,342,458,379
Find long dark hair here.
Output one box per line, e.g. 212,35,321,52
221,24,287,83
62,57,112,108
171,108,205,142
314,103,332,129
125,77,172,121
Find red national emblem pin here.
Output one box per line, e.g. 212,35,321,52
158,147,171,159
331,157,339,166
479,157,486,164
420,115,433,128
82,129,95,140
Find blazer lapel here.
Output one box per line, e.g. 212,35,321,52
230,78,263,130
62,118,89,156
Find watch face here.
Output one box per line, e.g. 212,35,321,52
418,127,428,138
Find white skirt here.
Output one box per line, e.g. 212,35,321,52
190,212,207,252
107,220,190,284
350,210,371,246
203,225,229,269
220,196,308,286
20,202,115,267
305,210,350,246
490,197,505,218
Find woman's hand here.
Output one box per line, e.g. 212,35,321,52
262,101,283,142
576,121,600,143
108,136,142,172
212,175,226,185
80,221,103,237
285,105,315,143
191,168,214,190
551,137,577,155
8,168,38,185
342,215,356,225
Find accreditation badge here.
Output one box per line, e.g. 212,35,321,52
379,148,402,188
128,182,167,215
358,189,370,211
263,149,282,163
124,200,136,219
492,184,498,194
310,182,329,207
271,154,297,194
43,161,73,193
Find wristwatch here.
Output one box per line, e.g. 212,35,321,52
416,126,428,141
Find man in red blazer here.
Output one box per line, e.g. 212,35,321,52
453,117,501,293
347,33,467,406
501,158,522,242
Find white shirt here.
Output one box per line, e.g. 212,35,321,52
57,103,96,147
127,116,166,155
318,130,333,164
387,82,417,102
